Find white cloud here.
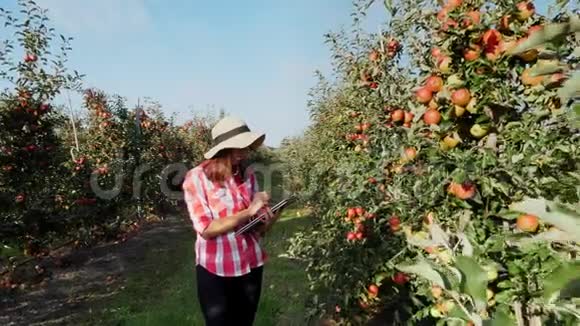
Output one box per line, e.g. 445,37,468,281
35,0,151,36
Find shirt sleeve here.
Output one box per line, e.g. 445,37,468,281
183,171,213,234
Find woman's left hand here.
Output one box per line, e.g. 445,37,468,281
255,207,280,236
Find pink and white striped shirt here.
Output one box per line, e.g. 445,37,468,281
182,161,268,277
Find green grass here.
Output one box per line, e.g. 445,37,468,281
82,208,312,326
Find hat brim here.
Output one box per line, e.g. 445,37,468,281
204,132,265,159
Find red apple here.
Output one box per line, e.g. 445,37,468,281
425,76,443,93
451,88,471,107
391,109,405,122
423,109,442,125
15,194,26,203
446,0,462,10
369,49,380,62
403,147,417,161
24,53,37,62
431,47,443,59
437,8,448,22
368,284,379,297
464,45,480,61
516,1,535,21
347,208,357,219
437,56,452,73
462,10,480,28
448,181,476,199
482,29,502,56
389,216,401,231
416,87,433,104
386,39,401,54
442,18,458,32
516,214,539,232
499,15,511,31
392,272,409,285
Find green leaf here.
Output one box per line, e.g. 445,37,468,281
528,60,565,77
406,233,436,248
497,280,513,289
509,197,580,242
571,46,580,58
494,290,512,303
543,262,580,301
570,102,580,129
514,228,577,246
510,17,580,54
445,319,465,326
537,49,560,60
511,153,524,164
495,209,519,221
429,223,450,248
457,210,472,232
374,272,389,285
557,71,580,108
0,244,20,258
447,306,470,321
383,0,395,16
455,256,488,312
457,233,473,257
396,258,449,289
540,176,558,185
483,306,515,326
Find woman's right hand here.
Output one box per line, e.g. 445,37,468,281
247,192,270,216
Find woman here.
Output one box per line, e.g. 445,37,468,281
182,116,279,326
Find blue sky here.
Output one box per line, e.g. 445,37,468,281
1,0,554,146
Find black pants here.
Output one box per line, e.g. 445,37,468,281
196,265,263,326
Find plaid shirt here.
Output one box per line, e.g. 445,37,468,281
183,161,267,277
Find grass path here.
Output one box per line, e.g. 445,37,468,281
81,208,313,326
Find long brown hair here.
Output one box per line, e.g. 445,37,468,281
203,149,236,184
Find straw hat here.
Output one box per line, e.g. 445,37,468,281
204,116,265,159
